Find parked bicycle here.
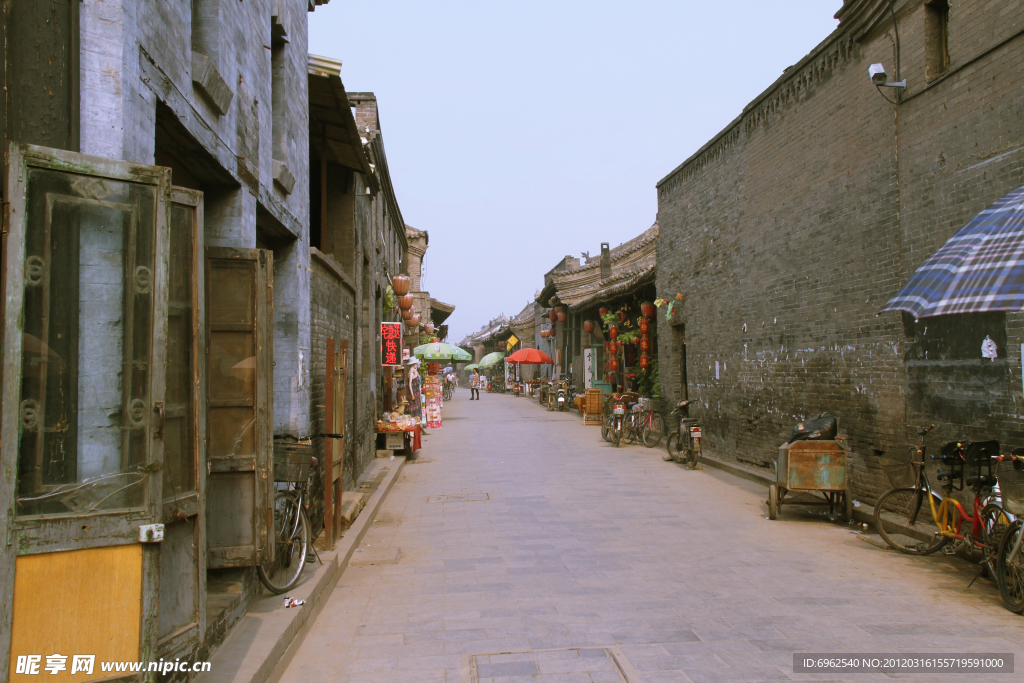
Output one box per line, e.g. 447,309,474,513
258,448,315,594
601,393,638,447
994,450,1024,611
874,425,1007,578
664,400,701,468
637,397,664,448
443,380,454,401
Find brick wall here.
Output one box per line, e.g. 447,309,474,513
655,0,1024,504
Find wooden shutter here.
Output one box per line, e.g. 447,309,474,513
205,247,274,567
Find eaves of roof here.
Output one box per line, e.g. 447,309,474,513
569,264,656,313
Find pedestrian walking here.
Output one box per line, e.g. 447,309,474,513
470,368,481,400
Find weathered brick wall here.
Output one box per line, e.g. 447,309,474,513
656,0,1024,504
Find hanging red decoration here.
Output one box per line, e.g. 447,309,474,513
549,309,557,321
557,311,567,323
401,308,413,320
640,336,650,352
583,320,595,333
609,358,619,371
398,294,414,310
608,326,618,339
641,301,656,319
391,275,411,296
603,341,610,353
616,309,627,323
609,341,618,355
638,319,650,335
639,354,649,370
409,313,421,326
424,322,435,335
599,307,609,317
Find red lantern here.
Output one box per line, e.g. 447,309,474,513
549,309,557,321
599,307,609,317
641,301,656,319
609,326,618,340
401,308,413,320
638,319,649,335
398,294,414,310
583,320,595,333
609,341,618,355
609,358,619,371
639,354,649,370
409,313,421,326
424,322,435,335
640,336,650,352
557,311,567,323
616,310,627,323
392,275,411,296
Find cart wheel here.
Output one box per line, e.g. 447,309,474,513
844,491,854,523
768,485,778,520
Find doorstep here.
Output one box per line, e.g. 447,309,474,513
194,456,407,683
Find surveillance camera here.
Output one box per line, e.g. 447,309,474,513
868,63,888,86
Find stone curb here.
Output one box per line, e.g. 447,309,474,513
196,456,407,683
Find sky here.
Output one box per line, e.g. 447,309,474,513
308,1,842,343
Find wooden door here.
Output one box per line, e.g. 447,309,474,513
323,339,348,547
205,247,273,568
1,143,170,681
157,188,206,661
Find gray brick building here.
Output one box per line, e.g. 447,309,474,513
0,1,412,675
655,0,1024,503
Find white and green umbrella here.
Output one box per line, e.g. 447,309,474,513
479,351,505,368
413,342,473,363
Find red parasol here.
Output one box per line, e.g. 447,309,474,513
505,348,553,364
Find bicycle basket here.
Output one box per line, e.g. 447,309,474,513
880,447,918,488
997,460,1024,516
638,397,651,411
273,440,314,483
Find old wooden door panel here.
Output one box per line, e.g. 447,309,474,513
205,247,273,567
0,143,169,676
10,546,142,682
157,188,206,659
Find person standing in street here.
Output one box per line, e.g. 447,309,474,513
470,369,481,400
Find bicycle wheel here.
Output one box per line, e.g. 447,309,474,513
997,519,1024,613
622,416,637,444
257,492,310,594
612,419,621,447
643,413,665,448
665,432,682,461
687,440,700,469
601,416,612,442
981,502,1010,577
873,487,948,555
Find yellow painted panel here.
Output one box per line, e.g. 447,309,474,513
10,545,142,682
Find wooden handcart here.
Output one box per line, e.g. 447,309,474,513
768,439,853,521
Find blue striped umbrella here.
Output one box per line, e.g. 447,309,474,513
883,184,1024,318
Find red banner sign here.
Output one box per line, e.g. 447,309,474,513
381,322,403,367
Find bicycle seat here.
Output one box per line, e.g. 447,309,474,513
966,474,996,487
937,468,953,480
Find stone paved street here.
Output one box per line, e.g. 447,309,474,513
279,391,1024,682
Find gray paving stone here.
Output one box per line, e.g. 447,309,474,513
277,394,1024,683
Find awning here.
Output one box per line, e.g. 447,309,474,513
569,264,656,313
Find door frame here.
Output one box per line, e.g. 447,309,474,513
0,142,171,677
156,187,207,661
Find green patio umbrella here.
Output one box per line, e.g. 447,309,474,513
479,351,505,368
464,363,479,371
412,342,473,363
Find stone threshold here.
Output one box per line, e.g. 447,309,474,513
195,456,407,683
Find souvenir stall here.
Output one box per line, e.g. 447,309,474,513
376,318,423,455
413,341,473,427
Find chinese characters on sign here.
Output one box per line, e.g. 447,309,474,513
381,322,403,367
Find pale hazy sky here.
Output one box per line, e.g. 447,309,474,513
308,1,842,342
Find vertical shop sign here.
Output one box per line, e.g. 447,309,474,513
381,322,403,367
